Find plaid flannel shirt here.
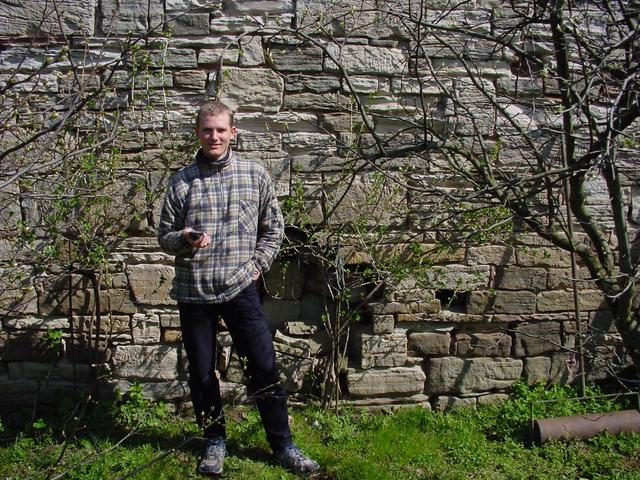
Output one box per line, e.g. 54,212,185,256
158,149,284,303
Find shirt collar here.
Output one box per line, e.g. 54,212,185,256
196,147,234,170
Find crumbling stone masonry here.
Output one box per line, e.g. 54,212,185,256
0,0,636,410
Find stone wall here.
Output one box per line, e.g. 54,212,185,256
0,0,635,410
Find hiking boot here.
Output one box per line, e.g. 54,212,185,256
273,445,320,474
198,438,226,476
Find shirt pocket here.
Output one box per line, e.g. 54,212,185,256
238,199,258,235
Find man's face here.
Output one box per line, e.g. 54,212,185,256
195,113,237,160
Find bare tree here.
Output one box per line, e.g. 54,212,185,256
255,0,640,381
0,4,195,355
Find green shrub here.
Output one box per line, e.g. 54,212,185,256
480,380,626,441
111,383,171,432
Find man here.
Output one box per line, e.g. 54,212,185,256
158,100,319,476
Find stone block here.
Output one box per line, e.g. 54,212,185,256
210,16,259,34
217,67,284,112
65,335,112,363
343,76,379,93
131,313,161,344
127,264,175,306
101,0,163,34
174,70,207,89
467,290,536,315
284,321,318,336
391,284,437,304
109,273,130,290
467,245,515,265
263,297,301,331
512,322,562,357
199,47,239,65
536,290,572,313
391,78,446,95
0,272,39,317
168,12,210,35
426,357,522,394
477,393,510,406
222,352,247,383
4,317,69,330
150,48,198,68
407,244,467,264
273,331,311,358
342,394,430,409
0,72,59,93
8,359,92,382
2,331,62,362
226,0,293,14
296,0,404,38
347,365,426,397
162,328,182,344
537,290,606,312
112,345,178,380
286,74,341,93
38,277,136,315
318,113,370,133
160,313,181,329
373,315,394,334
166,0,220,10
432,395,477,411
74,314,131,337
354,333,407,369
110,71,173,89
0,380,83,404
326,172,407,227
325,44,406,75
547,268,593,289
270,45,324,72
369,303,407,316
283,92,350,111
236,132,282,151
0,0,94,36
454,332,512,357
493,266,546,291
107,289,140,315
425,265,490,290
235,111,318,132
577,290,608,311
408,331,451,356
523,356,551,384
299,292,329,326
0,379,38,395
283,132,334,151
277,352,312,392
517,247,571,268
549,352,575,385
238,35,265,67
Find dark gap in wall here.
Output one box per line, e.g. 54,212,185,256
435,289,468,313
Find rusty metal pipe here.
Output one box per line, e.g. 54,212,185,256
533,409,640,443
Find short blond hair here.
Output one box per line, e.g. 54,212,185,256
196,100,235,128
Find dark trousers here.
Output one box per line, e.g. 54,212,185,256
178,283,292,451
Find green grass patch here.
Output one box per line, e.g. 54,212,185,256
1,381,639,479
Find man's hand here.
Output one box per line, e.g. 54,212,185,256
252,268,261,281
183,228,211,248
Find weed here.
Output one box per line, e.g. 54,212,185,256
0,383,638,479
111,383,172,433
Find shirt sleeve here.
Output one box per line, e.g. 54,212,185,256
252,171,284,273
157,175,196,257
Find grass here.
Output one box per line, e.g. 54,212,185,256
0,381,639,479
